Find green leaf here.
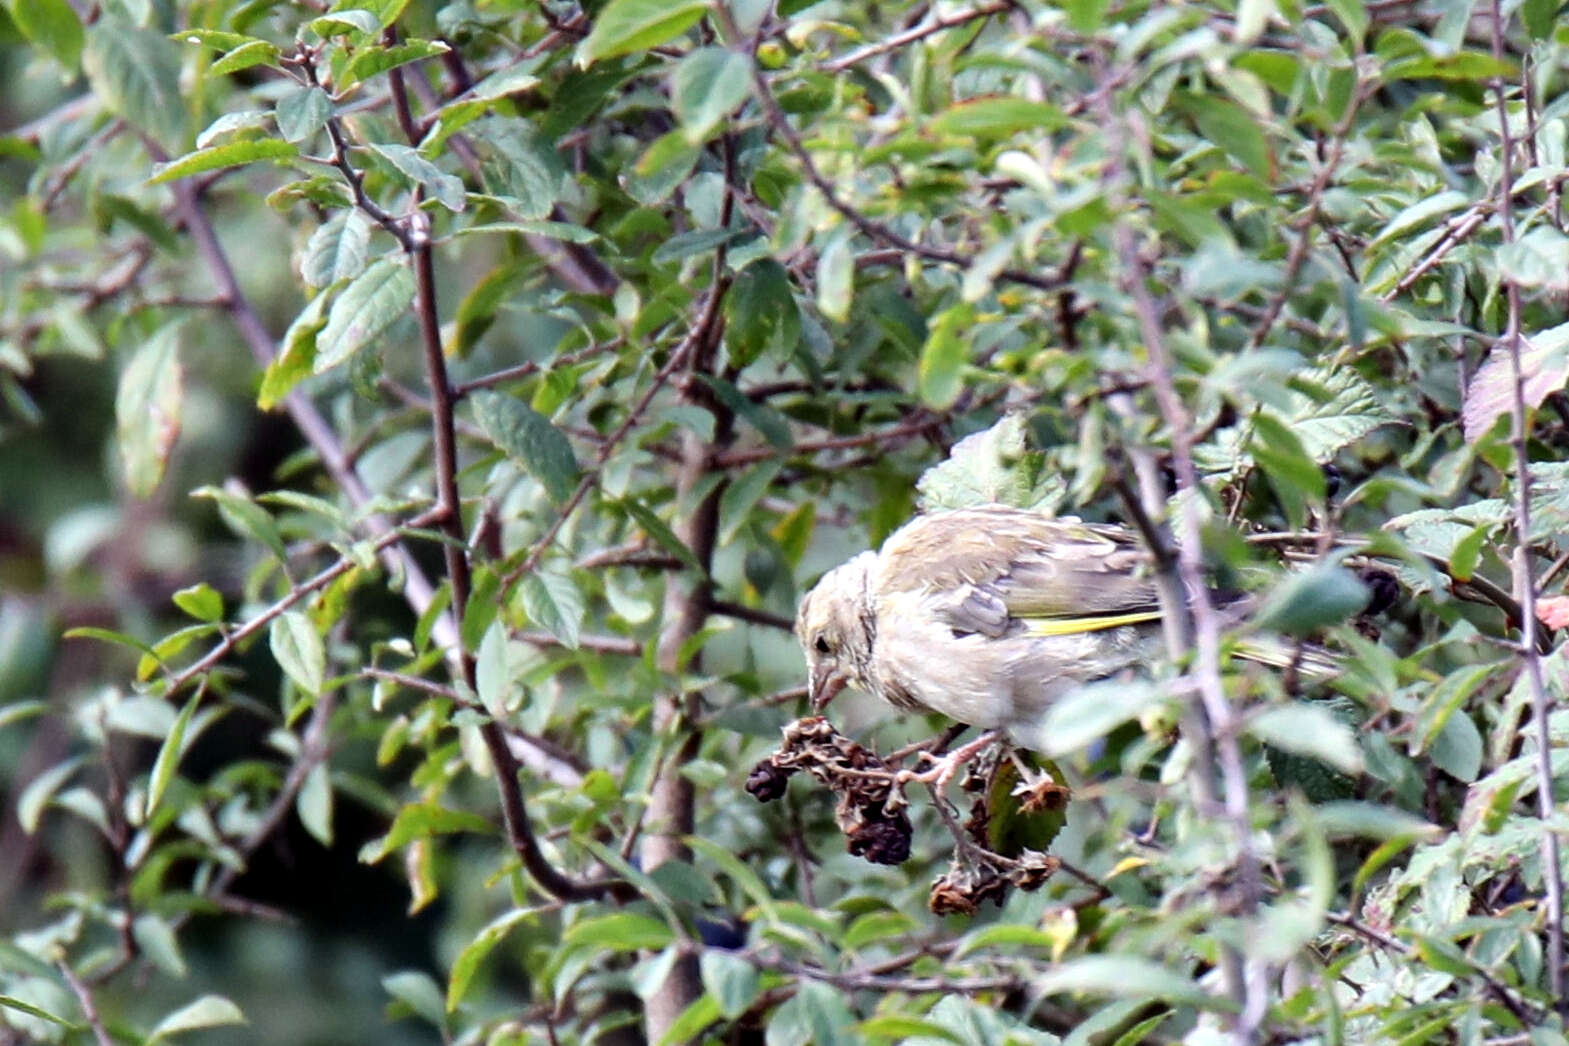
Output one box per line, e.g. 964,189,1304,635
17,757,82,834
470,389,580,503
171,582,223,622
132,914,187,978
301,210,372,289
259,294,328,408
1448,522,1489,582
658,993,721,1046
815,232,853,324
724,258,801,365
275,85,332,143
1248,703,1365,776
455,220,598,244
295,762,334,845
577,0,710,65
916,413,1060,512
930,97,1065,138
314,258,415,373
1186,95,1272,180
271,611,326,696
517,564,585,649
447,909,534,1012
115,324,183,498
145,694,199,822
367,142,466,212
208,38,281,76
6,0,84,69
1034,956,1223,1009
83,19,187,151
470,118,567,220
857,1017,965,1044
699,949,759,1019
148,138,298,184
147,995,246,1043
619,498,703,574
917,303,972,408
342,39,449,85
564,912,674,952
1254,564,1370,636
1039,679,1163,757
359,801,494,863
672,47,751,144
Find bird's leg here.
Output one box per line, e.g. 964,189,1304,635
898,729,1004,797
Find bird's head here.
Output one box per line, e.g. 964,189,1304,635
795,552,878,711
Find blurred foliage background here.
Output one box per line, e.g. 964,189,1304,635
4,0,1569,1043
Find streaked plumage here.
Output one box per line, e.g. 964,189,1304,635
796,507,1169,752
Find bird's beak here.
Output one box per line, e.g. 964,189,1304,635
809,663,848,712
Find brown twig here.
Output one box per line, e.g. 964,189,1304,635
1489,0,1566,1010
821,0,1011,72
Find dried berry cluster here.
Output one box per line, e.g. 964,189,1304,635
745,716,913,865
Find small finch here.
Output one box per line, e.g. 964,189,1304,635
795,505,1336,772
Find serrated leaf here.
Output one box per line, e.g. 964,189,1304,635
314,258,414,373
578,0,710,65
456,220,598,243
672,47,751,143
916,414,1060,511
620,498,703,573
308,9,381,35
270,611,326,696
725,258,800,365
115,325,183,498
148,138,297,184
367,142,466,212
194,109,269,149
301,210,372,289
470,390,580,503
83,19,187,151
1463,322,1569,443
275,85,332,143
147,995,245,1042
259,294,328,408
518,566,585,650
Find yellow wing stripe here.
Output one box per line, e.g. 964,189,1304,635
1023,609,1164,637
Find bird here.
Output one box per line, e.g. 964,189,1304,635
794,505,1337,783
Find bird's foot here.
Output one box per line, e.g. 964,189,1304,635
896,730,1004,796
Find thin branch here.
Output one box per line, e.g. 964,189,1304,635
158,514,437,697
709,599,793,631
1490,0,1566,1010
388,66,612,904
57,961,115,1046
822,0,1010,72
750,63,1067,294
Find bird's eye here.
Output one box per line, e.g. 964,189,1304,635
814,635,831,654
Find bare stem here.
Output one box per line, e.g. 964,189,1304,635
1490,0,1566,1009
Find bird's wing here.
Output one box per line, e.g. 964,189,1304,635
876,508,1163,636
